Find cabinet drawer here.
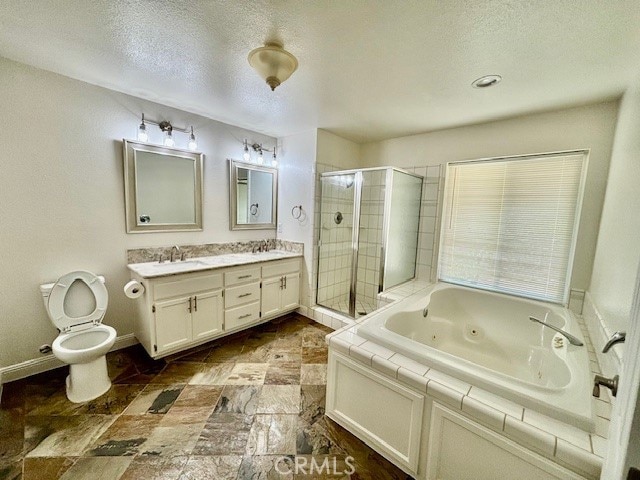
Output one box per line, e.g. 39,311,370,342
224,267,261,287
262,259,300,278
154,273,223,300
225,281,261,309
225,302,260,330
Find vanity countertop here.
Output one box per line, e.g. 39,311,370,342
128,250,303,278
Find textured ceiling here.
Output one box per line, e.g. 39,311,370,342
1,1,639,142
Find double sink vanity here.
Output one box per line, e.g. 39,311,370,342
127,249,302,359
122,139,296,359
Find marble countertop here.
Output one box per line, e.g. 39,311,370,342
127,250,303,278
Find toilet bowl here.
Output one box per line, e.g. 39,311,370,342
41,271,116,403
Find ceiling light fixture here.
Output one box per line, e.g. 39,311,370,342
472,75,502,88
135,115,198,150
248,41,298,91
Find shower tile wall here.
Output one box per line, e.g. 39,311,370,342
315,171,354,311
356,170,386,313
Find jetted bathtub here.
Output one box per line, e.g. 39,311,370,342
357,283,594,430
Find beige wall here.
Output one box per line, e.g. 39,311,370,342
361,101,620,292
0,57,274,369
590,82,640,332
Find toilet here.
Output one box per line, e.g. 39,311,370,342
40,271,117,403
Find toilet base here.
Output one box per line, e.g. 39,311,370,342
66,355,112,403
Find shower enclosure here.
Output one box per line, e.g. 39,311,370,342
316,167,423,318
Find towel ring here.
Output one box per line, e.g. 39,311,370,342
250,203,259,216
291,205,303,220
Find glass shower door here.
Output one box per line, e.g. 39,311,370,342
383,170,423,289
316,174,356,316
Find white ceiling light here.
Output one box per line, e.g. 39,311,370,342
248,41,298,91
472,75,502,88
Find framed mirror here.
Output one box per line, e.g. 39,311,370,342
123,139,203,233
229,159,277,230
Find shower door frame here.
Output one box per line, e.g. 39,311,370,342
317,167,423,318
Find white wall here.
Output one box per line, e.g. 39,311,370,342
277,130,318,308
590,82,640,333
316,129,361,170
0,57,275,369
360,101,619,292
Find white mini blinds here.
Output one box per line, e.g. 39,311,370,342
438,151,588,304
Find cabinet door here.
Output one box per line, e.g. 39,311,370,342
281,273,300,310
154,296,193,354
192,290,224,341
261,276,282,318
426,403,587,480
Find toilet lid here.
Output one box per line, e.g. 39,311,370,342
47,271,108,332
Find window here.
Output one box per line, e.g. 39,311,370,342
438,151,587,304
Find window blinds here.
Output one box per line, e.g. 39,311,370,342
438,152,587,304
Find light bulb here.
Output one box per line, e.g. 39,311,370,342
257,148,264,165
163,129,175,147
271,159,278,168
188,126,197,151
137,115,148,142
243,140,251,162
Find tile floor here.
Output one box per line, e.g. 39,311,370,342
0,314,412,479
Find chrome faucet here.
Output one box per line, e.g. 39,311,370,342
529,315,584,346
170,245,181,262
602,331,626,353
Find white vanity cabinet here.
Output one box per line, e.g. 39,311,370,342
142,271,224,356
130,256,301,359
261,260,301,317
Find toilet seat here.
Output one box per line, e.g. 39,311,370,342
47,270,108,332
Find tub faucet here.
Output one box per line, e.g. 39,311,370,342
170,245,181,262
528,315,584,346
602,331,626,353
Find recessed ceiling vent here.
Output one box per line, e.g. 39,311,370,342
472,75,502,88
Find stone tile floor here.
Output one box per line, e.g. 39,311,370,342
0,314,412,479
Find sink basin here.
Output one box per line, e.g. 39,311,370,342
152,260,208,272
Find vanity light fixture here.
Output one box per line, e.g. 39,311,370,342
243,139,251,162
241,139,278,167
136,115,198,150
188,126,198,151
160,121,175,147
248,41,298,91
137,114,149,142
271,142,278,168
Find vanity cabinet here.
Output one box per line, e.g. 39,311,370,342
130,256,301,359
149,272,224,356
261,260,301,317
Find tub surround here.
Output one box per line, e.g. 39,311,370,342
127,240,303,265
358,284,593,429
325,281,610,480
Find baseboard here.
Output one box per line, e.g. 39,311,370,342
0,333,139,385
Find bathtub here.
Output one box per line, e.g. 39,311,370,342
357,283,594,430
